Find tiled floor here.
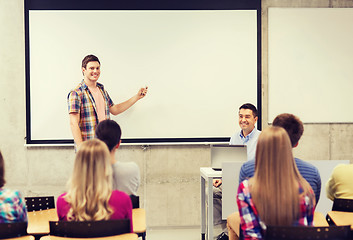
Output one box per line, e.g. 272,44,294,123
146,227,202,240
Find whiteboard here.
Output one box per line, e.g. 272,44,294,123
27,10,259,143
268,8,353,123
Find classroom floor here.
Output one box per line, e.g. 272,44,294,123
146,227,202,240
146,225,222,240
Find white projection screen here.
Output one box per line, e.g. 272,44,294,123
25,1,261,144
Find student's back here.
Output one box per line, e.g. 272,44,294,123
232,127,315,240
0,151,27,223
56,140,133,231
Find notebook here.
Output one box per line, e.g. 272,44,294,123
210,144,247,170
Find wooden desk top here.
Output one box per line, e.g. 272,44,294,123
40,233,138,240
27,209,58,235
327,211,353,229
2,236,35,240
132,208,146,233
313,211,329,226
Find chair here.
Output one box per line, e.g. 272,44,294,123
25,196,55,211
49,219,130,238
40,233,138,240
332,198,353,212
264,225,351,240
0,222,30,239
129,195,146,240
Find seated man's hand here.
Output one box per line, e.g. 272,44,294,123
213,179,222,187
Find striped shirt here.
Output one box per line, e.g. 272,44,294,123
67,80,114,141
0,188,27,223
237,180,315,240
239,158,321,204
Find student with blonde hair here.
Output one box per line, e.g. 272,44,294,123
227,127,315,240
56,139,133,231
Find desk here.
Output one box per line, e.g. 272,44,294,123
313,212,329,226
27,209,58,235
200,167,222,240
327,211,353,230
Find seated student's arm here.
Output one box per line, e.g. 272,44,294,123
69,113,83,146
109,88,147,115
237,181,262,240
326,174,336,201
239,160,256,184
15,191,28,222
314,169,322,205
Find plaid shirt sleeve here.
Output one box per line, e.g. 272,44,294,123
237,180,263,240
297,188,315,226
67,90,81,114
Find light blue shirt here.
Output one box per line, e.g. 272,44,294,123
229,128,261,160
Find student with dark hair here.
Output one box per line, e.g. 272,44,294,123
96,119,140,196
68,54,148,147
0,150,27,223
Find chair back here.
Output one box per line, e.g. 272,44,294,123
332,198,353,212
25,196,55,211
265,225,351,240
0,222,28,239
130,195,140,209
49,219,130,238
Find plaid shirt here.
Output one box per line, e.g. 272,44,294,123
68,80,114,141
0,188,27,223
237,180,315,240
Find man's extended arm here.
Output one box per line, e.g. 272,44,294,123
110,87,148,115
69,113,83,146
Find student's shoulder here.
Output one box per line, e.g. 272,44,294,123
111,190,131,201
332,163,353,174
241,159,256,170
0,188,23,200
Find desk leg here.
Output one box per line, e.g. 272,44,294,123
201,176,206,240
207,177,214,240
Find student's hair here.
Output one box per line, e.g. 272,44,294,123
65,139,113,221
96,120,122,152
82,54,100,69
0,151,5,188
251,126,314,226
239,103,258,118
272,113,304,147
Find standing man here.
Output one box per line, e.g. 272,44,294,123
213,103,261,240
96,119,140,196
68,54,148,147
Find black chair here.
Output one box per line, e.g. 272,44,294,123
25,196,55,211
0,222,28,239
49,219,130,238
129,195,146,240
130,195,140,209
264,225,351,240
332,198,353,212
